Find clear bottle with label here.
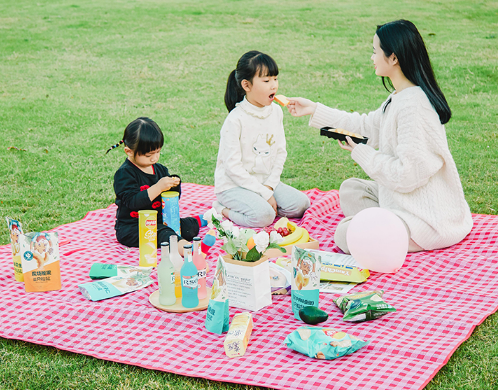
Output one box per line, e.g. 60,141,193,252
192,237,207,300
157,242,176,306
169,235,184,298
181,244,199,308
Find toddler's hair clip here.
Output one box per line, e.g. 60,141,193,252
105,140,124,155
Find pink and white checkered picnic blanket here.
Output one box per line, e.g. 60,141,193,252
1,183,498,390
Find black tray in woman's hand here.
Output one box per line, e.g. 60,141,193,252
320,127,368,144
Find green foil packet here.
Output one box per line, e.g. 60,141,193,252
334,290,396,322
284,326,369,360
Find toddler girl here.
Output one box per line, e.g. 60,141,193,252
108,117,204,255
214,50,310,228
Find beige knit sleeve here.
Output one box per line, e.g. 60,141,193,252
309,102,383,148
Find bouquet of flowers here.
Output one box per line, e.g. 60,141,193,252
203,208,285,262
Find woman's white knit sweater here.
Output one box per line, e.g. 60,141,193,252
309,86,473,250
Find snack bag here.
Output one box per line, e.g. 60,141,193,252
284,326,369,360
78,272,153,301
20,232,61,292
224,312,253,358
291,247,321,320
138,210,157,267
89,263,153,279
205,259,230,334
314,250,370,283
333,290,396,322
5,217,24,282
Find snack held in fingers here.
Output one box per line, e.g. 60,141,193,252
273,94,290,106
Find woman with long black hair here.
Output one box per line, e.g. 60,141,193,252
288,20,473,253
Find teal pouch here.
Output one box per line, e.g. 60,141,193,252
284,326,369,360
291,247,321,320
205,258,230,334
205,299,230,335
79,272,153,301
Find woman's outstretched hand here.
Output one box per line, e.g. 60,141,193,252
287,97,318,117
338,136,358,152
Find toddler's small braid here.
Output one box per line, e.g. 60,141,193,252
105,140,124,154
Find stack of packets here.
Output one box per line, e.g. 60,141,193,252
284,327,369,360
277,249,369,295
291,247,321,320
316,250,370,283
268,262,291,295
5,217,61,292
224,312,253,358
78,264,153,301
205,259,230,335
334,290,396,322
89,263,153,279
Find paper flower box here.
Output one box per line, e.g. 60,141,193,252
221,254,273,312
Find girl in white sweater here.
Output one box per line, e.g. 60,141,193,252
287,20,473,253
214,51,310,227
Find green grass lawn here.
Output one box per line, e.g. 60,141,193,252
1,0,497,388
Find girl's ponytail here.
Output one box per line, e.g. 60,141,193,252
224,69,245,112
106,140,124,155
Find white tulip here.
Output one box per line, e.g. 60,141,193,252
232,226,240,238
220,219,234,233
254,231,270,253
269,230,283,244
203,207,221,228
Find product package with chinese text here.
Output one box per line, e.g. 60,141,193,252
79,272,153,301
205,259,230,334
5,217,24,282
333,290,396,322
89,263,153,279
291,247,321,320
19,231,61,292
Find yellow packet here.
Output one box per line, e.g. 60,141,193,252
224,312,253,358
139,210,157,267
5,217,24,282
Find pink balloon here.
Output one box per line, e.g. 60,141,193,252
346,207,409,273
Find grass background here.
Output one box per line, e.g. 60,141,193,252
0,0,497,388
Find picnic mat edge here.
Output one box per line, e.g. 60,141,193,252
1,183,498,390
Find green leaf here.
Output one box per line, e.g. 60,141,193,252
267,242,286,253
244,247,262,261
232,251,243,260
221,240,237,256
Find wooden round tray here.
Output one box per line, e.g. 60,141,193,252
149,287,211,313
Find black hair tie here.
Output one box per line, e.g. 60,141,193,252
105,140,124,155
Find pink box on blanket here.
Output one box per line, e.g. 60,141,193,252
264,237,319,258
